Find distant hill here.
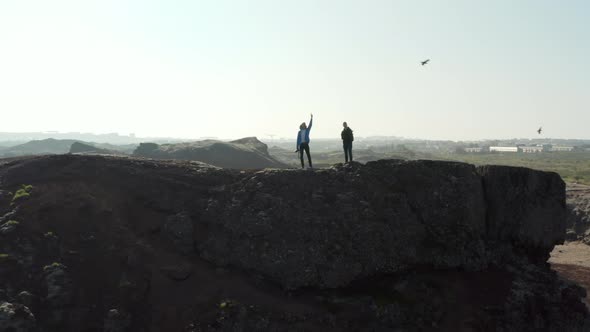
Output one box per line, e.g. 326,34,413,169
133,137,288,169
69,142,120,155
0,139,136,157
0,138,81,156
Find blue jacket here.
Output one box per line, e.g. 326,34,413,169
296,116,313,149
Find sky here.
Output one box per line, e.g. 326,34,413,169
0,0,588,140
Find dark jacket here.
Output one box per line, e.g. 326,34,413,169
341,127,354,142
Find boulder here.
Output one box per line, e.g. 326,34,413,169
0,302,36,332
478,165,566,256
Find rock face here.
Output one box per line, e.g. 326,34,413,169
0,155,587,331
202,160,491,289
479,165,567,258
132,137,287,169
566,184,590,244
0,301,36,332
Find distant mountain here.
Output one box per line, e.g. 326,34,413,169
133,137,288,169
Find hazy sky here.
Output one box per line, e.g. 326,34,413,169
0,1,588,140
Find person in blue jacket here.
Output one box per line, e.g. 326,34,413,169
295,113,313,169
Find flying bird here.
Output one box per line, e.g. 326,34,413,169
537,127,542,135
421,59,430,66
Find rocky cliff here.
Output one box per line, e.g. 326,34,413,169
0,155,587,331
566,184,590,244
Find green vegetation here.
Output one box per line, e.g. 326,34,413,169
439,152,590,185
12,184,33,202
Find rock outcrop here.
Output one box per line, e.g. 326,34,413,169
0,155,587,331
132,137,287,169
566,184,590,244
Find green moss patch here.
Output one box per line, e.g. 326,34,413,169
12,184,33,202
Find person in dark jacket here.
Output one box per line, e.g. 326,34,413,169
296,114,313,169
341,122,354,163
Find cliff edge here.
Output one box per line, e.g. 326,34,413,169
0,155,586,331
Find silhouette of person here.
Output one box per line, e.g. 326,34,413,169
296,114,313,169
341,122,354,163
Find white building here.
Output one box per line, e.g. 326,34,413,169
490,146,519,153
464,147,484,153
551,146,574,152
521,146,544,153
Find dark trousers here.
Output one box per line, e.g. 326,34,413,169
299,142,312,168
343,141,353,162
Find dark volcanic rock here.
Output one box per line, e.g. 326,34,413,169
132,137,287,169
478,165,566,257
0,154,586,331
0,301,36,332
160,264,192,281
566,184,590,244
202,160,489,289
164,212,194,255
103,308,131,332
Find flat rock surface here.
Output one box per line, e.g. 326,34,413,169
550,242,590,268
550,241,590,308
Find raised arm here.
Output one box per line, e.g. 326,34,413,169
308,113,313,130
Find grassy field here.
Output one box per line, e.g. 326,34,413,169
440,152,590,185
